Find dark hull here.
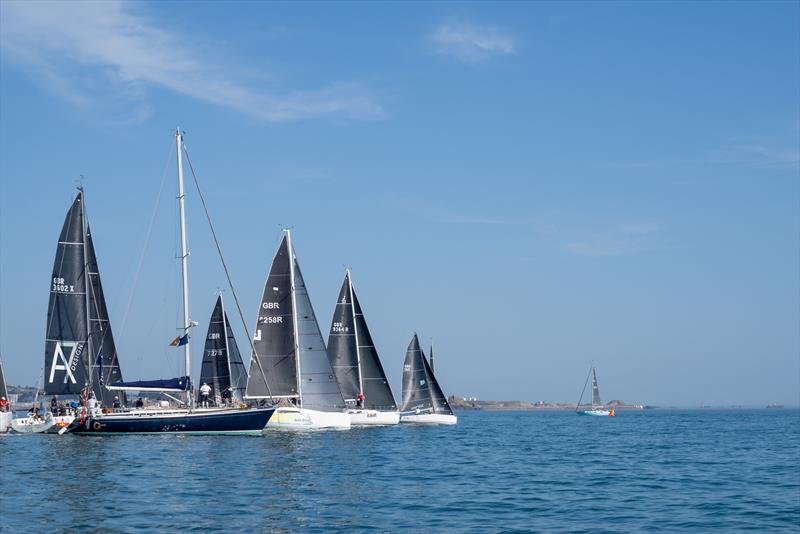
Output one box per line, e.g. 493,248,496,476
72,407,275,435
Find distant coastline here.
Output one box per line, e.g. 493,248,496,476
449,395,649,411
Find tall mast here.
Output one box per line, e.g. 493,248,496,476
176,129,193,410
79,187,93,396
220,293,234,397
286,229,303,405
347,269,364,397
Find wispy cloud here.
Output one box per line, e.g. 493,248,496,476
707,139,800,167
0,1,384,122
564,223,666,257
432,22,515,63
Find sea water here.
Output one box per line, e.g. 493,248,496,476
1,409,798,532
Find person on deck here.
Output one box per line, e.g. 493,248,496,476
87,392,98,416
112,396,121,411
135,397,144,409
356,392,365,409
50,395,58,413
199,382,211,408
221,387,232,407
0,397,7,412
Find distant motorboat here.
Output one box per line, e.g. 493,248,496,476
576,366,615,417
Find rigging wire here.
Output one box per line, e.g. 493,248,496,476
117,141,175,352
181,143,274,402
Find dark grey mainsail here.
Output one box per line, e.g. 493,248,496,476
292,256,345,411
44,192,90,396
327,273,359,401
351,278,396,410
199,295,246,405
591,367,602,407
245,235,296,399
85,225,124,405
401,334,453,415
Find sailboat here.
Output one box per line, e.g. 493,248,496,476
327,270,399,425
0,355,11,432
400,334,457,425
196,295,247,407
576,366,615,417
12,189,126,433
245,230,350,430
69,130,274,434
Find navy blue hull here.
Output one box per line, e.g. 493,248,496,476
72,407,275,434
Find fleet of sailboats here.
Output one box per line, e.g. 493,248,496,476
17,130,672,436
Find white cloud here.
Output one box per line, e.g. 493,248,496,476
432,22,515,63
0,1,384,122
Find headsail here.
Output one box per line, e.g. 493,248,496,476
44,192,90,396
85,225,124,405
401,333,453,415
245,235,296,399
198,295,246,405
292,254,345,411
351,280,396,410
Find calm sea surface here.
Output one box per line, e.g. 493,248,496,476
1,409,798,533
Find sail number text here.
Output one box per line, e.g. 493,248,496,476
52,277,75,293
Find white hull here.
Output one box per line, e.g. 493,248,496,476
400,413,457,425
347,409,400,426
0,411,12,433
10,413,75,434
578,409,613,416
266,407,351,430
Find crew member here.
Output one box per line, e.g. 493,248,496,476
199,382,212,408
221,387,233,407
356,392,365,409
0,397,7,412
112,396,122,411
135,397,144,409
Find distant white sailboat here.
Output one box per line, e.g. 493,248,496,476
400,334,457,425
327,270,399,425
0,356,12,433
576,366,615,417
245,230,350,430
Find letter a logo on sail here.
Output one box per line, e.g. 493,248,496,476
49,341,78,384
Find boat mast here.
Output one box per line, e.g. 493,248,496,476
79,187,93,398
286,229,303,406
176,129,193,410
347,269,364,399
220,293,234,402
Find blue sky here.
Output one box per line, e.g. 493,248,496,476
1,1,798,406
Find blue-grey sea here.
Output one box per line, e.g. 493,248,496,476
1,409,798,533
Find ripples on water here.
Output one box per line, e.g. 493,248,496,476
1,409,798,533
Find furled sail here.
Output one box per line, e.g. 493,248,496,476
85,225,124,405
292,257,346,411
198,296,246,405
245,235,297,399
351,281,396,410
44,192,90,396
401,333,453,415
